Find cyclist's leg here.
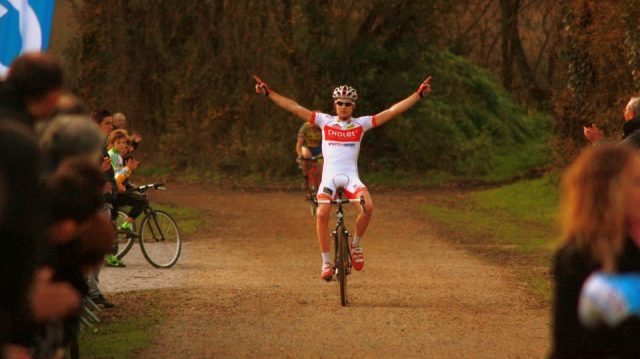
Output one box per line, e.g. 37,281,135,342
346,180,372,271
316,202,333,280
315,202,332,253
309,146,323,186
300,146,312,176
316,176,337,280
118,192,147,222
353,188,374,238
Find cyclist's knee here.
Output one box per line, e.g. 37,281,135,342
364,203,374,216
316,205,331,222
301,146,312,158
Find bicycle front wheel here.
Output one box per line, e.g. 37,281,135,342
337,226,349,306
139,210,181,268
115,210,135,259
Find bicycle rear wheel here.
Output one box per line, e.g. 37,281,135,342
336,226,349,306
139,210,181,268
115,210,136,259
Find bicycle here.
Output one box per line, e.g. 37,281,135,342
299,155,323,216
316,190,366,306
114,183,182,268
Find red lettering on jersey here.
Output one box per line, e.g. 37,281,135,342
324,126,363,142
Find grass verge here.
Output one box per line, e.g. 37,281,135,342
77,290,165,359
420,175,560,303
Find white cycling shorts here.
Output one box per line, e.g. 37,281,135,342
317,171,367,200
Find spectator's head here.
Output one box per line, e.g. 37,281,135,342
108,129,129,153
6,52,64,120
39,114,105,170
624,97,640,121
46,157,105,224
112,112,127,129
55,91,88,116
560,142,640,271
90,109,113,135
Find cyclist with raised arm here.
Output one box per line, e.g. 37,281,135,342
296,122,323,190
254,75,432,281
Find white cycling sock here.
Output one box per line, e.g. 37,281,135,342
322,252,331,264
351,235,361,248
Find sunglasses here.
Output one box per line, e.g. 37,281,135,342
335,101,354,107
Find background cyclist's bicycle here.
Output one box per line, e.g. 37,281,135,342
115,183,182,268
299,155,322,216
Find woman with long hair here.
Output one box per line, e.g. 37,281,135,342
550,142,640,358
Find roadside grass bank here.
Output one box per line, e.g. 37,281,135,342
77,290,165,359
420,175,560,304
78,203,204,357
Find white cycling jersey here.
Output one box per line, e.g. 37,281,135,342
311,112,378,199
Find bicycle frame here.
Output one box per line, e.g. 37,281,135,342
300,157,322,189
317,190,366,306
142,207,163,242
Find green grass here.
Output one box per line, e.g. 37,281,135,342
420,175,560,301
482,139,554,182
77,291,164,359
151,203,202,236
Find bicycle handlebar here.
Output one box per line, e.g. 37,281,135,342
131,183,166,192
298,155,323,162
316,195,366,213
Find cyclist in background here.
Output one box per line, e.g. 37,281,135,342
254,75,431,281
296,122,323,190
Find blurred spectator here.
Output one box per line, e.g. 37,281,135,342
0,120,41,353
0,52,63,128
549,142,640,358
54,91,88,116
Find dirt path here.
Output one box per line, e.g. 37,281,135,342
100,183,549,358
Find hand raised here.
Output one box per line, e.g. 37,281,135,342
253,75,271,96
126,158,140,170
417,76,432,97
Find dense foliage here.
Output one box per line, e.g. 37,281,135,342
553,1,640,162
65,1,550,179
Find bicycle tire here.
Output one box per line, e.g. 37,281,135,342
139,210,181,268
337,225,349,306
115,210,136,259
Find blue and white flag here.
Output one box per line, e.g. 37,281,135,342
0,0,56,77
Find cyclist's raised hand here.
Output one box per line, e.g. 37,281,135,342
253,75,313,121
253,75,271,96
417,76,432,98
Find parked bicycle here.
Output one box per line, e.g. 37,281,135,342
299,155,322,216
114,183,182,268
316,190,365,306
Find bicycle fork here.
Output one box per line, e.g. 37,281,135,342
332,212,352,276
147,212,164,242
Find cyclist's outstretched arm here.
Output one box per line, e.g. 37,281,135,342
254,75,313,121
374,76,432,126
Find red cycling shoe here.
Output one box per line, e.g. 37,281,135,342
351,246,364,271
321,262,334,281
